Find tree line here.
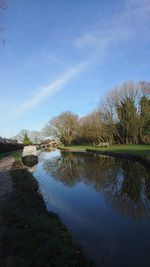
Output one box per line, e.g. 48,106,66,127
14,81,150,146
43,81,150,146
14,130,42,145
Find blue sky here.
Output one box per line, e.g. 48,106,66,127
0,0,150,137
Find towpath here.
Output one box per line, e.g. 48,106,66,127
0,156,14,200
0,156,14,265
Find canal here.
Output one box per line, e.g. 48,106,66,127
33,150,150,266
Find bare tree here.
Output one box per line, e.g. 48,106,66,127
43,111,79,146
0,0,7,9
139,81,150,97
79,111,109,145
14,129,43,144
14,129,30,143
29,131,42,144
0,0,7,46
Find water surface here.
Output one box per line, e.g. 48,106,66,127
33,150,150,266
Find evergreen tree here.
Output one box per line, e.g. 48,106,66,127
139,96,150,143
116,98,139,144
23,133,32,145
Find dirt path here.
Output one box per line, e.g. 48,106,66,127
0,156,14,199
0,156,14,220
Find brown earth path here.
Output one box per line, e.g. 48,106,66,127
0,156,14,199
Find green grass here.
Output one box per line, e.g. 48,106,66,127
0,149,22,160
59,144,150,159
0,160,95,267
58,144,94,150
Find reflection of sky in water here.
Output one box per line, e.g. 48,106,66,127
33,150,150,267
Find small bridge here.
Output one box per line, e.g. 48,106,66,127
37,140,61,150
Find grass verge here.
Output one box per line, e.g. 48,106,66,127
0,160,94,267
59,144,150,159
0,149,22,160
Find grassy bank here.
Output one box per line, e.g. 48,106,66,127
0,160,94,267
59,144,150,159
0,150,22,160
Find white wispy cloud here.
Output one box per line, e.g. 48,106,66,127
74,32,111,49
13,59,91,118
73,0,150,50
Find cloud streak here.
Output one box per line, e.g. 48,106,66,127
13,59,91,118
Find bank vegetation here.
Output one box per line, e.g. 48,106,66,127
43,81,150,146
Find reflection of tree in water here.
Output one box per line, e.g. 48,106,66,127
43,152,150,219
43,152,83,186
110,160,150,220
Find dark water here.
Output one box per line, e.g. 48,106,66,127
33,150,150,266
